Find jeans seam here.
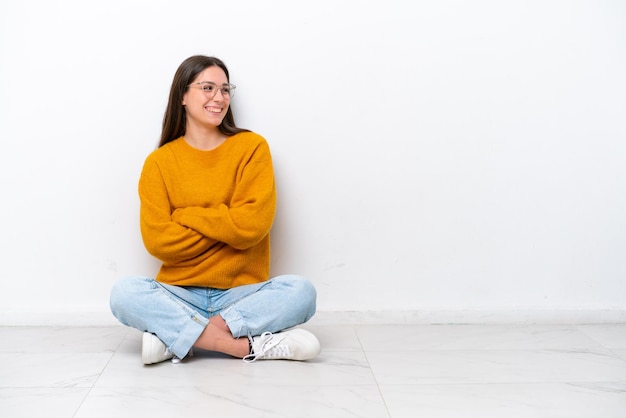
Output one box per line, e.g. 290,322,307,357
155,281,208,327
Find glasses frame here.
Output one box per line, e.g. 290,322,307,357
187,81,236,98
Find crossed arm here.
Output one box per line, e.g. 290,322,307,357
139,156,276,266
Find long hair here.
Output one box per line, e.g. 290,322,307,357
158,55,249,148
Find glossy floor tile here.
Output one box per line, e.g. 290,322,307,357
0,324,625,417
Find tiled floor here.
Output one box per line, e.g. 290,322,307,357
1,324,626,417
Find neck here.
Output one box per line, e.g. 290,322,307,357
183,125,226,151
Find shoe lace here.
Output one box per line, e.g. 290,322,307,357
243,332,291,363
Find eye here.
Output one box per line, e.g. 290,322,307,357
201,84,215,93
221,86,231,95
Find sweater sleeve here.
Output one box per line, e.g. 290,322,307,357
139,158,217,265
172,142,276,250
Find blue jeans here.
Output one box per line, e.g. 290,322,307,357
109,275,317,359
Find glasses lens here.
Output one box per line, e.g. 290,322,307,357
225,84,235,98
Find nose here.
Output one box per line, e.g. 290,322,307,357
212,89,226,101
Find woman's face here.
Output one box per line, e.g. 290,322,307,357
182,65,231,130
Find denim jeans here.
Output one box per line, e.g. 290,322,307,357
109,275,317,359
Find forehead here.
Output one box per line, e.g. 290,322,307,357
193,66,228,84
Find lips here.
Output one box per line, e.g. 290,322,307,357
205,106,222,114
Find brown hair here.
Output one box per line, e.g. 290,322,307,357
158,55,249,147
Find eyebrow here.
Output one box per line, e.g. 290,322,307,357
197,81,230,86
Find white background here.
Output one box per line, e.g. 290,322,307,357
1,0,624,324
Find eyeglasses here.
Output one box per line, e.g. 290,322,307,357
187,81,236,98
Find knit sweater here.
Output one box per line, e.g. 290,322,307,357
138,132,276,288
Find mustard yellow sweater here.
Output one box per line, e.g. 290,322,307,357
138,132,276,288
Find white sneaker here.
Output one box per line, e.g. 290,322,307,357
142,332,175,365
243,328,320,363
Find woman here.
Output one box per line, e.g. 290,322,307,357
110,55,319,364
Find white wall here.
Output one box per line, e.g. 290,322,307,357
1,0,625,325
